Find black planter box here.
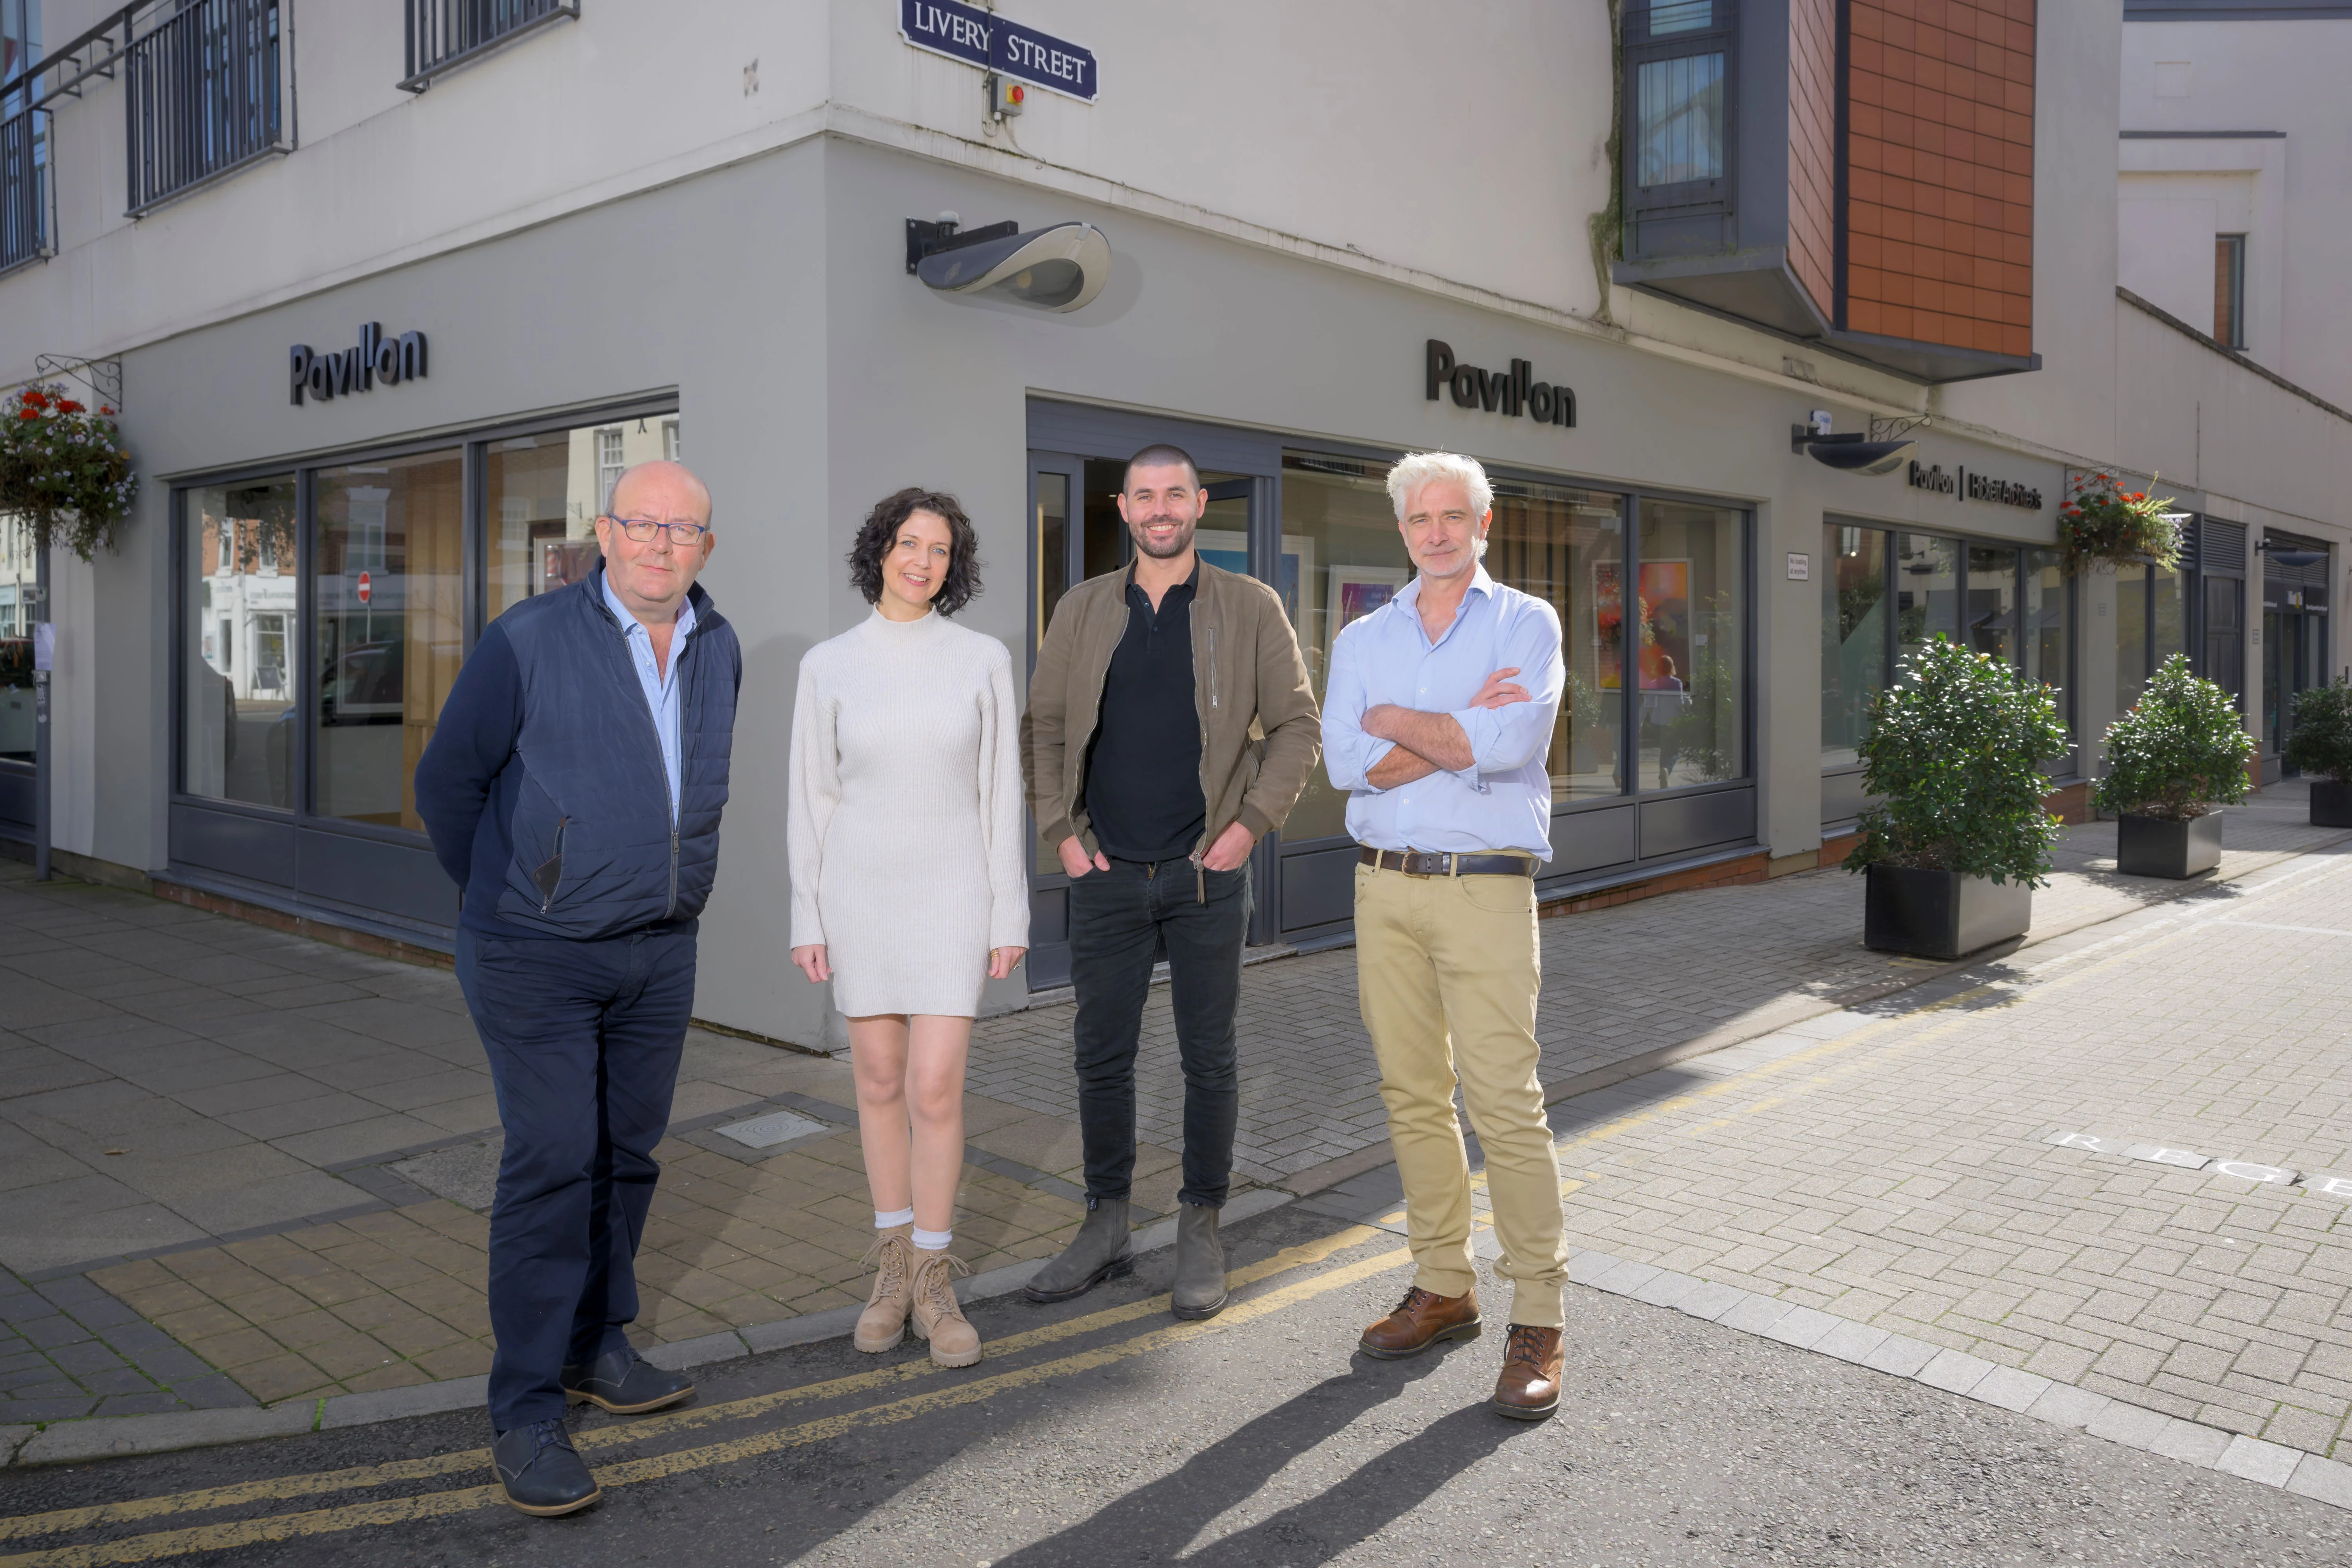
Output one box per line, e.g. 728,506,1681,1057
1863,864,2033,960
2314,780,2352,829
2117,812,2222,879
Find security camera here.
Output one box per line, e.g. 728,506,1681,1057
910,220,1112,313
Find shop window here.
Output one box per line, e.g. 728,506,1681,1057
1966,545,2020,667
181,474,297,808
1279,452,1417,844
2024,548,2073,768
1488,482,1625,801
1636,498,1745,789
1895,534,1960,668
1625,0,1732,216
1,512,30,763
1822,525,1888,769
2114,560,2188,714
2204,575,2245,704
313,451,463,830
490,417,684,619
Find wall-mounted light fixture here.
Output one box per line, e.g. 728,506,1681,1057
1791,416,1916,477
2256,538,2328,568
906,214,1111,313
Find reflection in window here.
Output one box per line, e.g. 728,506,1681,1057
314,452,463,829
2,512,36,764
1488,481,1624,800
1034,470,1069,656
2024,547,2072,763
1967,545,2019,666
489,418,680,620
1279,452,1415,843
1637,498,1745,789
181,476,299,806
1895,534,1960,668
1822,525,1887,768
1636,52,1724,187
1649,0,1714,33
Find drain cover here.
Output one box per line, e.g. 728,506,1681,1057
715,1108,829,1149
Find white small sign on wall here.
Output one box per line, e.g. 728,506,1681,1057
1786,553,1811,582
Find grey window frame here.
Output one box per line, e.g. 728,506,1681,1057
1622,0,1737,221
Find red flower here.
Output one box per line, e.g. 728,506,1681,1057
20,389,46,410
99,405,114,416
15,408,36,420
55,398,83,414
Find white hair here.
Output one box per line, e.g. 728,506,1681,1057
1385,450,1494,558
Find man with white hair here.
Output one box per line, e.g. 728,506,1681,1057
1321,450,1570,1419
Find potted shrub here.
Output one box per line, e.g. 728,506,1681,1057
1845,637,2068,959
2057,471,2181,575
2093,653,2254,878
2283,677,2352,828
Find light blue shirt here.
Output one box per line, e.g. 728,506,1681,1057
1321,565,1564,859
601,573,696,822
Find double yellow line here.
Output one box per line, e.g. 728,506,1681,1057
2,1227,1408,1568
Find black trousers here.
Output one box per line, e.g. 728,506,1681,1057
1066,858,1250,1209
456,926,695,1431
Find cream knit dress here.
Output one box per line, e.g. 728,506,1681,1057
786,608,1030,1018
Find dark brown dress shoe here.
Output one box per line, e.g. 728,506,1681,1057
1490,1324,1564,1420
1357,1285,1482,1360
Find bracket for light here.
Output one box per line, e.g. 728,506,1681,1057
905,215,1112,312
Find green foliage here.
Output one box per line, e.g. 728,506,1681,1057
1844,637,2068,887
2282,677,2352,784
1666,649,1739,784
2092,653,2254,819
0,383,139,561
2057,471,2180,573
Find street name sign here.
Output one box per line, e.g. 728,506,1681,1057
898,0,1099,102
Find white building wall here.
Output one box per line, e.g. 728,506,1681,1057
2119,15,2352,406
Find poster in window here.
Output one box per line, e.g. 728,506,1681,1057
1324,564,1411,676
1593,560,1691,690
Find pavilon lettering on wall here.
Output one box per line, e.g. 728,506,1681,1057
1424,339,1577,428
288,324,429,406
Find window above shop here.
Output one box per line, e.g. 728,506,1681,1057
1613,0,2041,385
125,0,291,215
400,0,579,94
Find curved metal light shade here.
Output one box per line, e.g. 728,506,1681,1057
1804,437,1916,477
915,221,1112,312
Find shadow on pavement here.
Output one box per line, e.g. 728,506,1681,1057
988,1344,1514,1568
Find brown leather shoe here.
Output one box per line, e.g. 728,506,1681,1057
1357,1286,1481,1360
1490,1324,1564,1420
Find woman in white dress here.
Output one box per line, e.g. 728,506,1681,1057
788,488,1027,1367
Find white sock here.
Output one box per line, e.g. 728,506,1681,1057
912,1226,953,1252
875,1207,914,1230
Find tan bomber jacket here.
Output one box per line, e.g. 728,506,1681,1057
1020,557,1321,860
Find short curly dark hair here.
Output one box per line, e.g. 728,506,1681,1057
846,487,984,617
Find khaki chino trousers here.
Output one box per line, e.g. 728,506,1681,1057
1354,862,1567,1328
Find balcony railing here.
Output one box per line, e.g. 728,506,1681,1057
403,0,580,93
0,107,49,276
125,0,287,215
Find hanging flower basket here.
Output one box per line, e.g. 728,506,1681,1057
0,383,140,561
2056,471,2180,574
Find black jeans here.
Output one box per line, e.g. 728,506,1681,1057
1067,857,1250,1209
456,926,695,1431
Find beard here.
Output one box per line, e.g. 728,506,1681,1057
1131,515,1197,560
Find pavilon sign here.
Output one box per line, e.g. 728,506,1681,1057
289,324,429,407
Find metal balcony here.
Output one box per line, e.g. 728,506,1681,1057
402,0,580,93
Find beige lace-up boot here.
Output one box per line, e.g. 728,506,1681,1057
853,1225,915,1353
909,1249,980,1367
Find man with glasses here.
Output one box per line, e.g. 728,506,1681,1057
1322,451,1571,1421
417,459,741,1515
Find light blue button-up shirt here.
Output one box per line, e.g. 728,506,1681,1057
601,572,696,822
1321,564,1564,859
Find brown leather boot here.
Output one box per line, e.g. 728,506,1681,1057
1357,1285,1482,1360
1490,1324,1564,1420
909,1249,981,1368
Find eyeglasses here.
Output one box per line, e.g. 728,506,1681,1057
605,515,709,545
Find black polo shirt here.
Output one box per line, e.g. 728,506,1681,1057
1082,562,1207,862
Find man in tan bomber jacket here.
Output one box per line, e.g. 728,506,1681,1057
1019,443,1320,1321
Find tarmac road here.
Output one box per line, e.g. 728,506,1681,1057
4,1205,2348,1568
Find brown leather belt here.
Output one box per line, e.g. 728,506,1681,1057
1359,847,1537,878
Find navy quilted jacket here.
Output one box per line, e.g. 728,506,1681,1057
415,567,741,940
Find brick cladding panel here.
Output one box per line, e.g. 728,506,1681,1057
1788,0,1840,319
1844,0,2034,360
